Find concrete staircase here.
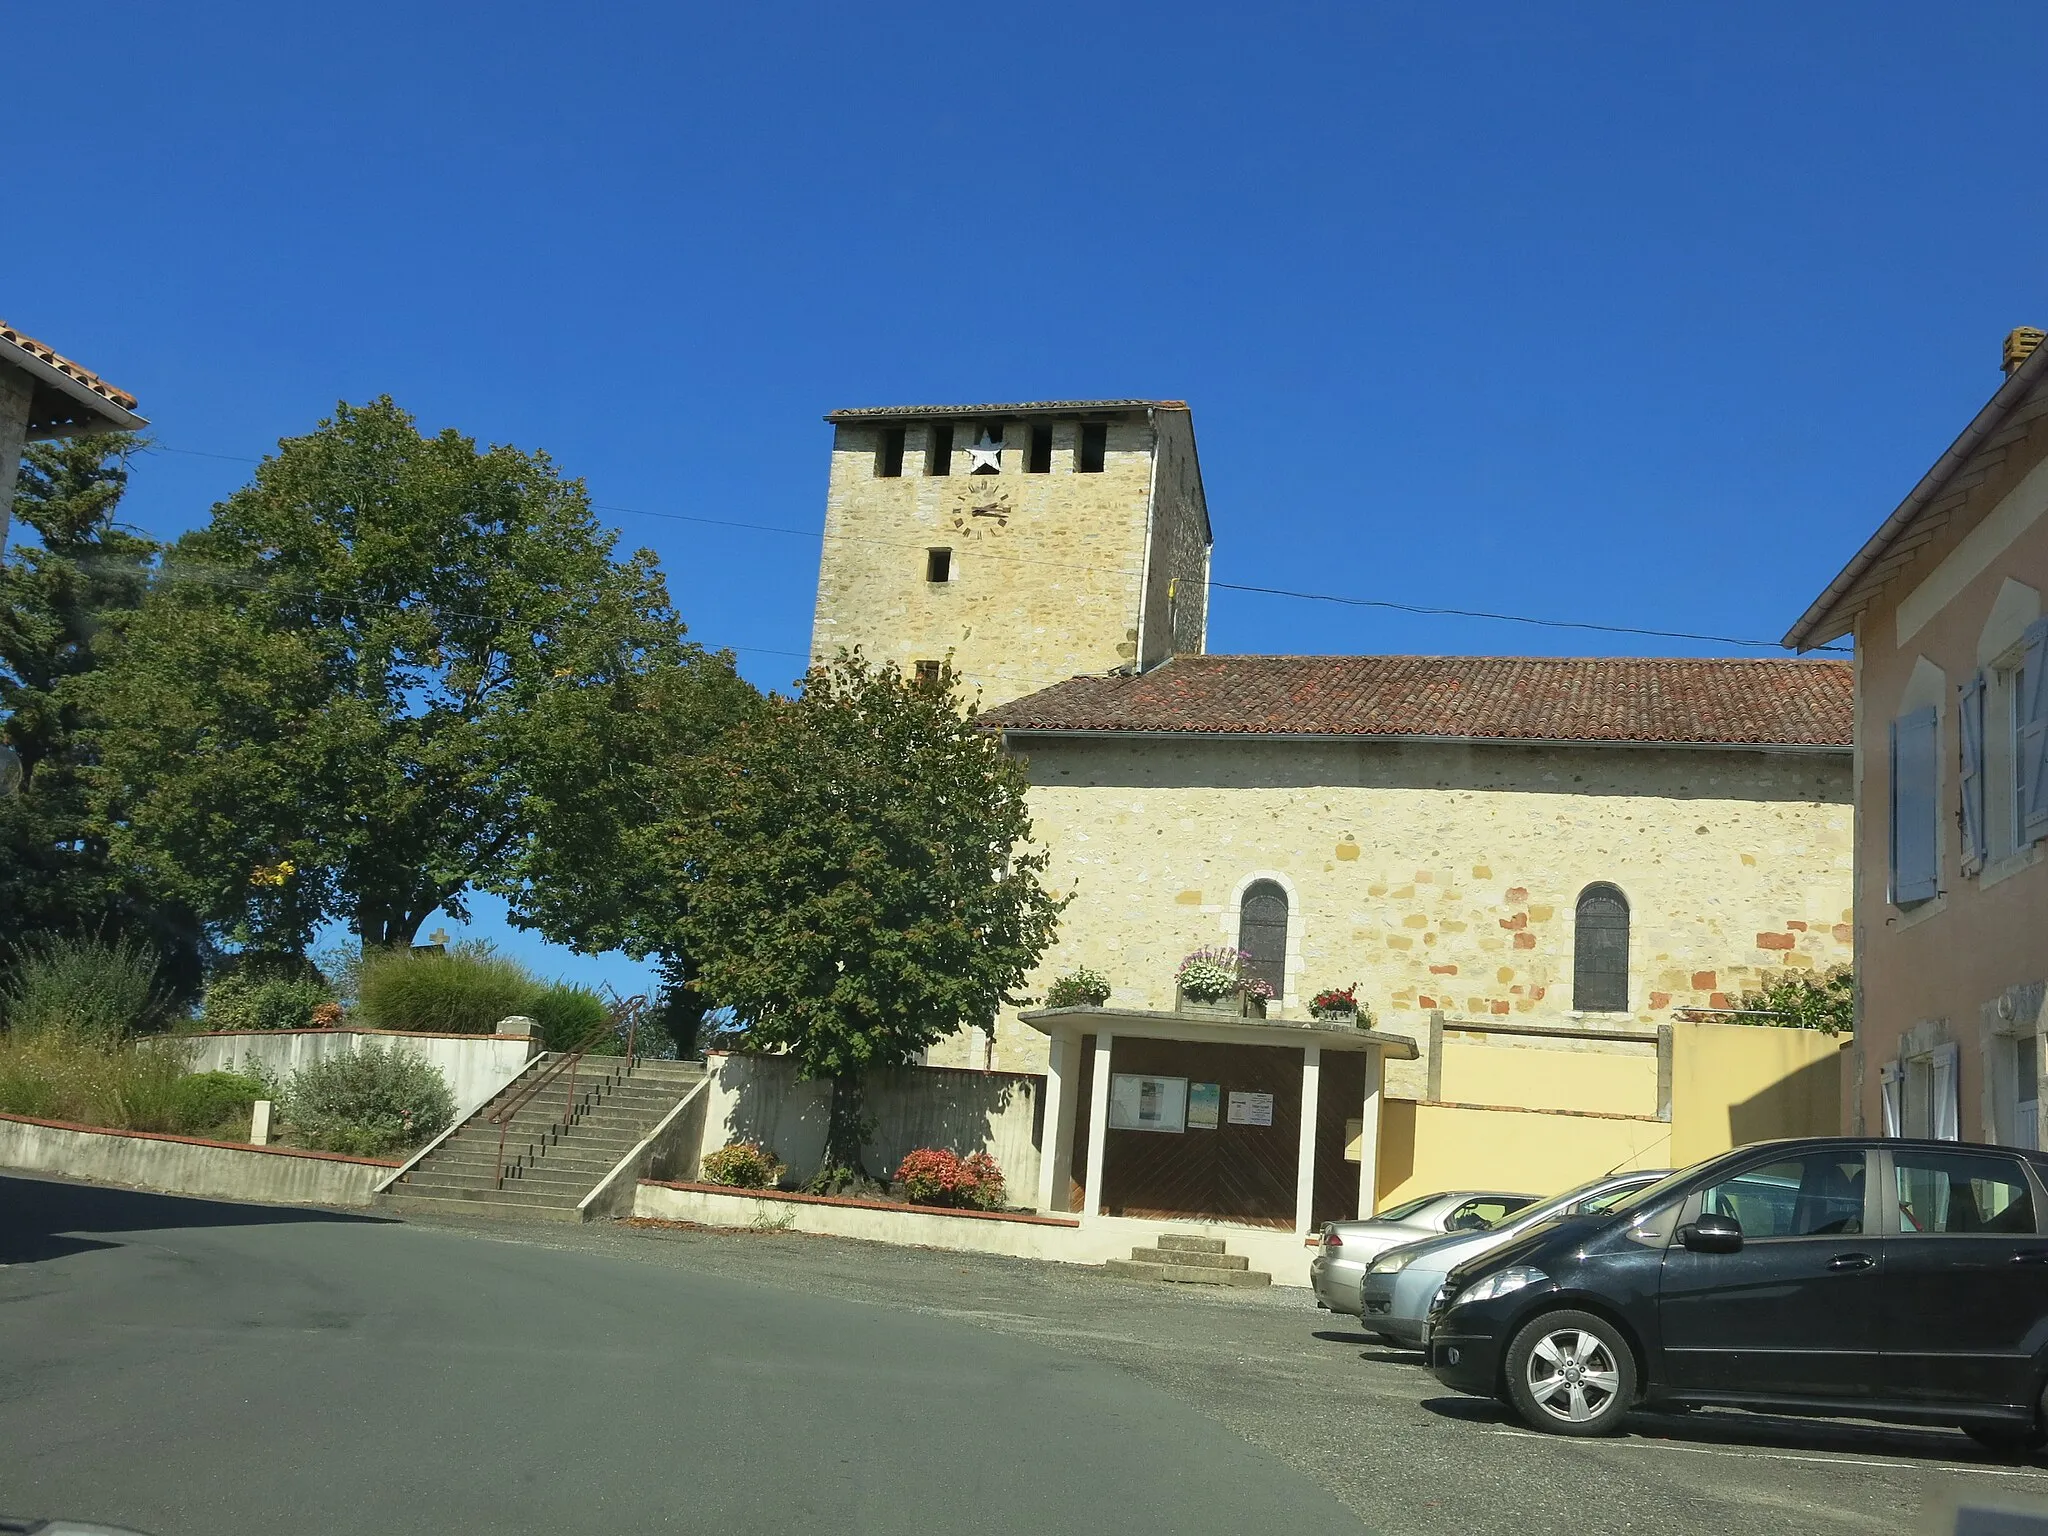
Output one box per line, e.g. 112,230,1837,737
1103,1234,1273,1287
379,1055,706,1222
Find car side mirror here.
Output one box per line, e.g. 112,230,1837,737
1680,1212,1743,1253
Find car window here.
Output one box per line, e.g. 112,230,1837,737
1894,1149,2037,1235
1695,1153,1865,1238
1575,1182,1646,1216
1445,1197,1522,1230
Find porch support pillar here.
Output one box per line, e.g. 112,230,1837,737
1355,1045,1384,1219
1082,1031,1114,1218
1294,1042,1322,1237
1036,1030,1080,1214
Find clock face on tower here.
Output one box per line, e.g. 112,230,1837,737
946,497,1010,540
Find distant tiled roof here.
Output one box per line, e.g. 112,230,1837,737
982,655,1854,749
825,399,1185,423
1,321,140,412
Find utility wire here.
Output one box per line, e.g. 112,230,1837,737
147,442,1849,656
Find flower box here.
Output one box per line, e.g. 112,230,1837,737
1176,988,1267,1019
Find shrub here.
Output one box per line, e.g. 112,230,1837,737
1733,967,1855,1036
895,1147,1006,1210
167,1070,266,1135
200,972,332,1032
1044,967,1112,1009
0,1033,195,1132
701,1140,786,1189
0,935,165,1046
532,984,611,1053
279,1044,456,1155
356,942,538,1035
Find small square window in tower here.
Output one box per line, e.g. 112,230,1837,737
1077,421,1108,474
925,548,952,584
926,423,954,477
914,660,942,687
875,426,906,478
1026,423,1053,474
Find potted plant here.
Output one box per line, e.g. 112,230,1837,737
1042,966,1112,1009
1175,947,1268,1019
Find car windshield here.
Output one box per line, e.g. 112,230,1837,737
1512,1174,1648,1226
1600,1159,1722,1217
1374,1193,1444,1223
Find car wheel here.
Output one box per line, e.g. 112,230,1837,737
1503,1310,1637,1437
1966,1423,2047,1456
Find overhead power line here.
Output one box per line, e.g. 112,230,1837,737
147,442,1848,656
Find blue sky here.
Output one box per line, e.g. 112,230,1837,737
9,3,2045,993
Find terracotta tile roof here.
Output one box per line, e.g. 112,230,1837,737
0,320,140,412
981,655,1854,748
825,399,1184,423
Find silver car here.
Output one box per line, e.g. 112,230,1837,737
1356,1168,1669,1347
1310,1190,1536,1316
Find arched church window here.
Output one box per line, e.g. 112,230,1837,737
1573,883,1630,1013
1238,881,1289,1003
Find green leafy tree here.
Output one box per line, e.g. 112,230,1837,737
1733,966,1855,1036
84,397,741,958
0,435,207,998
672,652,1067,1190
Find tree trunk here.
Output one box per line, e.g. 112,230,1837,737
814,1073,877,1195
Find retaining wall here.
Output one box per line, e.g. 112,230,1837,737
0,1113,396,1206
154,1028,537,1118
703,1053,1042,1195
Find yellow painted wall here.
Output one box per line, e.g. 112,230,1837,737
1438,1034,1658,1117
1377,1099,1672,1206
1667,1019,1841,1166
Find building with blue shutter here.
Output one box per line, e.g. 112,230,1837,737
1787,326,2048,1149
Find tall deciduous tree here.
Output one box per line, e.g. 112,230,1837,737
673,652,1066,1188
0,435,207,995
85,397,744,958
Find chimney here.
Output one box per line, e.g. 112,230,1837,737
2004,327,2045,376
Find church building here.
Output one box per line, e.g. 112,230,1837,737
809,400,1854,1221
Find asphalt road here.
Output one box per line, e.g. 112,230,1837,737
4,1173,2047,1535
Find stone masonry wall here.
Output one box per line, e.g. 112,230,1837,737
810,414,1161,708
1138,407,1211,669
926,736,1855,1076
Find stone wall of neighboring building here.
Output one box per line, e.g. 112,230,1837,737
928,735,1854,1075
1138,406,1211,669
809,407,1206,708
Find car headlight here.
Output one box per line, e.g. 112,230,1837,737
1449,1265,1548,1309
1369,1249,1417,1276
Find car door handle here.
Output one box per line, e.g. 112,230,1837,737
1827,1252,1876,1271
2011,1251,2048,1266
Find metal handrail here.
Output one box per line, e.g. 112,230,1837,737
490,993,647,1189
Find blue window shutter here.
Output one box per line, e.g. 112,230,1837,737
2021,618,2048,844
1959,673,1988,874
1890,705,1940,905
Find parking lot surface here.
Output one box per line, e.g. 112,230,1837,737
5,1172,2048,1534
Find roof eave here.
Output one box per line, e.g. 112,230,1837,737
992,726,1851,754
3,349,148,437
1784,340,2048,651
823,400,1175,424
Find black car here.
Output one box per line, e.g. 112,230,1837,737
1426,1136,2048,1446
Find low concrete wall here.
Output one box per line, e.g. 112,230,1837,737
703,1053,1041,1197
157,1028,536,1119
0,1113,397,1206
1377,1099,1674,1207
578,1078,710,1221
1668,1019,1842,1165
634,1181,1318,1285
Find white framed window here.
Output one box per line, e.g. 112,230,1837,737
2020,617,2048,847
1890,1043,1961,1140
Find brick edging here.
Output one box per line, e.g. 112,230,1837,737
1418,1099,1661,1124
0,1112,404,1166
639,1179,1082,1227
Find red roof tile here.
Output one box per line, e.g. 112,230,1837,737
981,655,1854,748
0,320,140,413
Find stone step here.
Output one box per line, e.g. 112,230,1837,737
384,1180,581,1209
401,1173,595,1199
378,1192,589,1224
1155,1234,1228,1255
1127,1246,1249,1271
1102,1258,1272,1288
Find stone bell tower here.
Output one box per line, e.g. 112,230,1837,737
809,399,1212,706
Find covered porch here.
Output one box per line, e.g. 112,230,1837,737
1020,1006,1419,1237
